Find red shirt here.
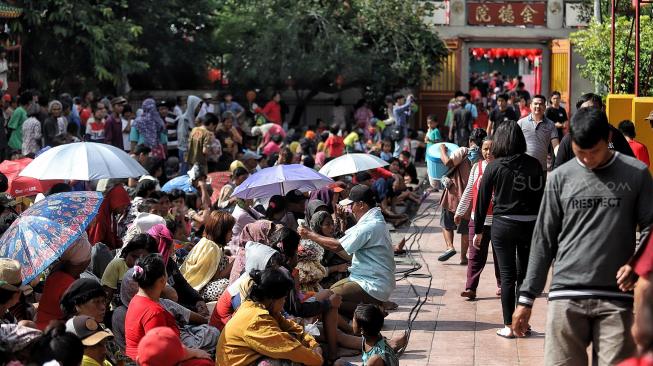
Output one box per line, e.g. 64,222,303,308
474,111,489,130
628,140,650,167
261,101,281,125
325,135,344,158
35,271,76,330
125,295,180,360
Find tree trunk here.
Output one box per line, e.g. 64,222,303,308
290,89,320,128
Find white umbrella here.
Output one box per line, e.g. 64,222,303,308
318,153,389,178
19,142,148,180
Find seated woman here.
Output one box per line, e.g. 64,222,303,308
35,234,92,330
210,242,282,330
180,211,235,302
114,267,219,357
149,223,209,316
229,220,276,284
124,254,210,362
60,279,106,324
302,210,350,289
101,233,158,307
216,267,324,366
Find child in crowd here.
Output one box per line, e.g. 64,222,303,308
324,125,345,158
380,139,393,162
425,114,441,148
335,304,399,366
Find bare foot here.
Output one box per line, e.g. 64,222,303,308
388,330,409,352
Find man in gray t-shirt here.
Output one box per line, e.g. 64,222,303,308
517,95,559,170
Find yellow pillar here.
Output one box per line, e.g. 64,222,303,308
631,97,653,174
606,94,635,127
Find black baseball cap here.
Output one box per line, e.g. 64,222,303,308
339,184,375,207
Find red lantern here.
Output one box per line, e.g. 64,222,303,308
534,48,543,56
518,49,529,58
486,49,495,59
507,49,517,58
496,48,507,58
335,75,344,87
207,68,221,83
476,48,485,58
527,54,536,62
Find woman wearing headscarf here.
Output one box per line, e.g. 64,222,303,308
307,210,350,289
178,95,202,175
180,211,235,302
131,98,167,159
229,199,263,256
87,184,131,250
35,234,92,330
228,220,276,284
148,224,208,316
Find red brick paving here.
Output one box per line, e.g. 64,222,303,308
338,193,548,365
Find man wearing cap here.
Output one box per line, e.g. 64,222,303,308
0,258,23,324
66,315,114,366
240,149,262,173
299,184,395,318
104,96,127,149
197,93,215,120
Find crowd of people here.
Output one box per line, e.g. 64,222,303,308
436,89,653,365
0,87,433,366
0,83,651,366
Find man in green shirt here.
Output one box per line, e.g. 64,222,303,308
7,91,32,152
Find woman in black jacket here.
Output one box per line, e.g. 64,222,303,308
474,120,545,338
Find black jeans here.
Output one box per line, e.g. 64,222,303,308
491,216,536,325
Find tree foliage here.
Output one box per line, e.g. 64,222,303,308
15,0,218,94
213,0,448,105
570,16,653,95
17,0,146,94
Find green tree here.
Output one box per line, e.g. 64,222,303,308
15,0,218,95
570,16,653,95
16,0,146,94
126,0,219,90
213,0,448,125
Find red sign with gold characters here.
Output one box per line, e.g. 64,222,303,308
467,2,547,26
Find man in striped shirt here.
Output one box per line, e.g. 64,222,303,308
517,95,559,171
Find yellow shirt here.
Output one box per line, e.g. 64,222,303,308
82,355,112,366
343,132,359,147
100,257,128,290
216,300,323,366
180,237,223,291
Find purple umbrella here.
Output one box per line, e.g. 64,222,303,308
231,164,333,199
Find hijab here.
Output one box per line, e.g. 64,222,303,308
178,96,201,151
148,224,174,266
227,241,278,299
309,211,331,236
238,220,275,248
305,199,329,222
133,98,165,148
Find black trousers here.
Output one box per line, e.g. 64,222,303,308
491,216,536,325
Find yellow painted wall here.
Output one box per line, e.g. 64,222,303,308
606,94,635,127
631,97,653,174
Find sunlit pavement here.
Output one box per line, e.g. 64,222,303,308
338,190,548,366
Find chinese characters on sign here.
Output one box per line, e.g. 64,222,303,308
468,2,546,26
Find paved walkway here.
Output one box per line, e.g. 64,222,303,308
339,192,548,365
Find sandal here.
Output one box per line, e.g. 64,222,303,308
460,289,476,300
496,327,515,339
394,249,406,256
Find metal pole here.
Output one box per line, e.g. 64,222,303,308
635,0,640,96
610,0,615,93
